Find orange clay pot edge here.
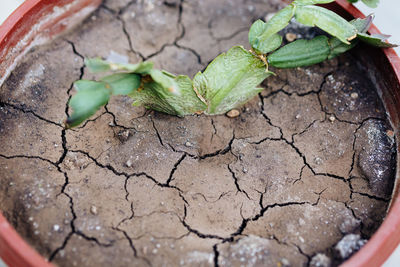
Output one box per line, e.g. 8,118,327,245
0,1,399,267
0,0,101,266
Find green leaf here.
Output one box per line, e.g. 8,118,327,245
357,33,398,48
295,5,357,44
268,35,330,68
74,80,106,91
249,5,295,54
294,0,335,4
252,33,283,55
327,15,373,59
85,58,111,73
193,46,271,114
128,73,207,116
351,14,374,34
66,82,111,128
100,73,141,95
85,58,154,74
361,0,379,8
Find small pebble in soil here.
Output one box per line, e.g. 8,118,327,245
329,116,335,122
309,253,331,267
125,159,133,168
90,205,98,215
285,32,297,42
226,109,240,118
185,141,193,147
314,157,323,165
264,12,276,21
335,234,367,259
386,130,394,138
280,258,290,266
350,92,359,99
53,224,60,232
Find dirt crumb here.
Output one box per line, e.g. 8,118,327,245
334,234,367,259
310,253,331,267
218,235,307,267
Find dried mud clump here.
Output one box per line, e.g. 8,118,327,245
0,0,396,266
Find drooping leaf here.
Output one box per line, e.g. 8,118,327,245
268,35,330,68
193,46,271,114
295,5,357,44
74,80,106,91
350,14,374,34
100,73,141,95
252,33,283,55
295,0,335,4
328,15,373,59
85,58,111,73
357,33,398,48
361,0,379,8
248,5,295,54
85,58,154,74
66,82,111,128
128,73,207,116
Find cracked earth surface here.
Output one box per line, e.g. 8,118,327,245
0,0,397,266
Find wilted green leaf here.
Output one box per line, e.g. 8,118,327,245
268,35,330,68
74,80,105,91
248,5,294,54
128,73,207,116
66,82,111,128
357,33,398,48
328,15,373,59
361,0,379,8
350,15,374,34
252,32,283,55
85,58,111,73
101,73,141,95
85,58,154,74
295,0,335,4
193,46,270,114
295,5,357,44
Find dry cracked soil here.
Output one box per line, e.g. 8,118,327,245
0,0,397,266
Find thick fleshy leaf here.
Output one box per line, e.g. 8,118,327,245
66,82,111,128
295,5,357,44
295,0,335,4
101,73,141,95
193,46,271,114
128,73,207,116
361,0,379,8
268,35,330,68
85,58,154,74
249,5,294,54
357,33,398,48
328,15,373,59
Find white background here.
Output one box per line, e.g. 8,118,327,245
0,0,399,266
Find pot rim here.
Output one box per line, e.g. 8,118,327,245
0,0,399,267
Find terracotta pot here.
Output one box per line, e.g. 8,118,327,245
0,0,399,266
